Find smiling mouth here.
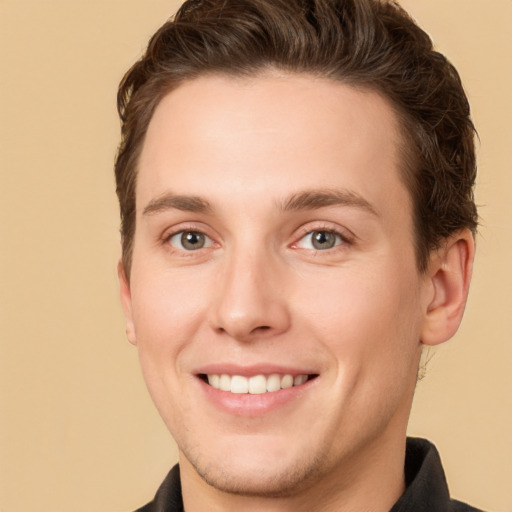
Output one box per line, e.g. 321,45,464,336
199,373,318,394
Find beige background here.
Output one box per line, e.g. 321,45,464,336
1,1,510,511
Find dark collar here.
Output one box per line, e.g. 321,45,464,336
391,437,482,511
135,438,482,512
134,464,183,512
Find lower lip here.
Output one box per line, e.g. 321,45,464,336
197,377,316,417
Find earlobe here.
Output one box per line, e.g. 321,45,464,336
420,229,475,346
117,259,137,345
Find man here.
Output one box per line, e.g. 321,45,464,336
115,0,482,510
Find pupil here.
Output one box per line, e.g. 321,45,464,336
313,231,335,249
182,231,204,250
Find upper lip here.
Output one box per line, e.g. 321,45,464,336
194,363,318,377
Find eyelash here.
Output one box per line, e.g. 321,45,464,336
293,225,354,252
162,224,354,254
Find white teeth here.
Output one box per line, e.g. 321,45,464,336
281,374,293,389
207,374,220,388
219,374,231,392
231,375,249,394
266,373,281,392
249,375,267,394
205,373,310,394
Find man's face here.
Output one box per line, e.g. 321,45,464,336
120,73,432,496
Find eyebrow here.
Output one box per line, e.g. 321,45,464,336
142,188,378,217
142,192,213,216
279,189,378,216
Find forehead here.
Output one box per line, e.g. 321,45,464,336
137,73,411,221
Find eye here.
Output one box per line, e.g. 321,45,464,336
296,230,344,250
168,230,213,251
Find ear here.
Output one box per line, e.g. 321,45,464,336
421,229,475,346
118,259,137,345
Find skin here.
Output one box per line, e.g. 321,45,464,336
119,73,474,511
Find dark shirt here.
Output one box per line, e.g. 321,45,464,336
135,437,483,511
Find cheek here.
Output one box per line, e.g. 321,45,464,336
129,273,210,425
129,270,211,375
296,263,423,436
296,263,423,366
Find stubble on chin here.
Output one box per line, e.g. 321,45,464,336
182,446,329,499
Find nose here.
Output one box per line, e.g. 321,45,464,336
209,248,291,342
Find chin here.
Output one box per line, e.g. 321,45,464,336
195,461,324,498
183,442,327,498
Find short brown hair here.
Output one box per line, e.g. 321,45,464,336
115,0,478,274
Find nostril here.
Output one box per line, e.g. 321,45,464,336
250,325,271,334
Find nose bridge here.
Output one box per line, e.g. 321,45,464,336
210,239,290,341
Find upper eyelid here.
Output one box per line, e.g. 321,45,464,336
293,223,356,243
162,223,215,240
167,229,212,240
